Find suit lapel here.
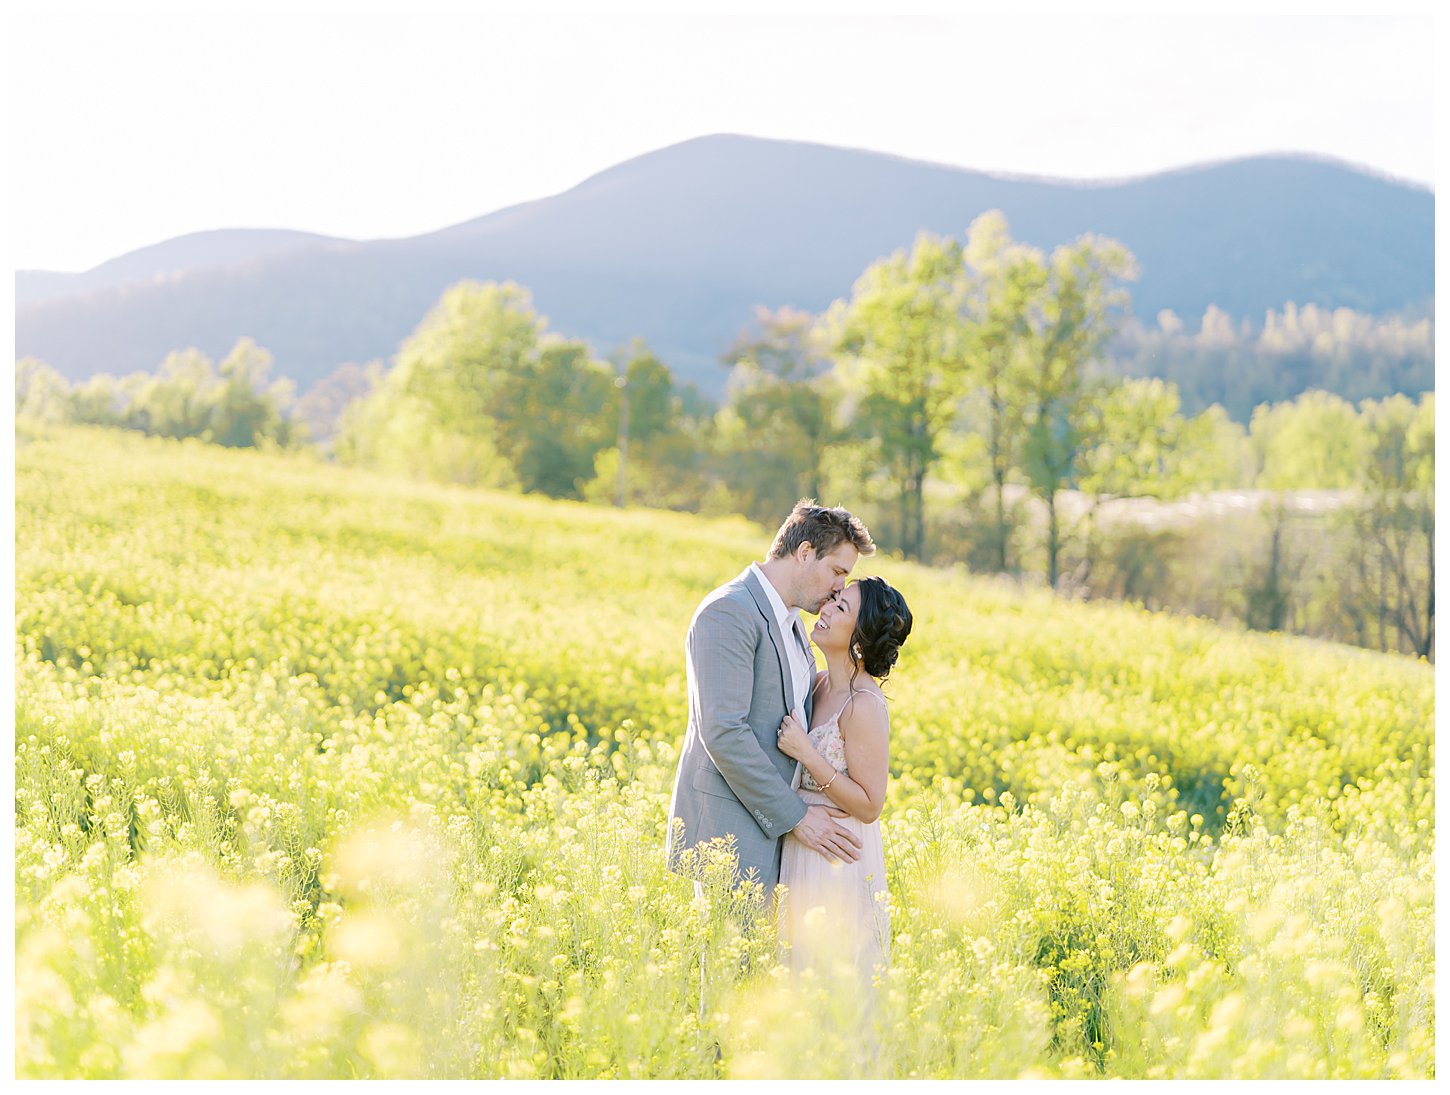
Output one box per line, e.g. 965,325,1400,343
743,567,796,712
802,625,815,724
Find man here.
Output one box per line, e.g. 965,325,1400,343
665,500,875,895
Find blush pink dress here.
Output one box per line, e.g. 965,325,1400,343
778,688,891,984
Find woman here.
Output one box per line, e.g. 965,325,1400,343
775,575,912,985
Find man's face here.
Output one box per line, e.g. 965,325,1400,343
796,542,859,613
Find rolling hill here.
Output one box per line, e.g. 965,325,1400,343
15,134,1434,396
16,227,344,306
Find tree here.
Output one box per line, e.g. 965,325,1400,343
493,339,615,497
837,233,970,560
582,351,717,514
1174,404,1252,490
717,307,842,523
332,363,395,468
1241,391,1368,638
1079,378,1204,502
338,280,618,491
293,361,380,451
1249,389,1368,489
618,345,677,446
209,338,297,448
396,280,545,432
18,342,297,449
335,366,502,486
1109,303,1434,421
1243,501,1301,633
1017,234,1138,588
333,280,658,497
605,339,678,507
1349,393,1434,656
15,358,71,424
378,280,545,485
960,211,1043,572
135,349,218,439
70,374,130,428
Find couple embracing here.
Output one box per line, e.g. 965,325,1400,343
665,501,912,983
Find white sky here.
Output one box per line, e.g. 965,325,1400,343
10,0,1439,272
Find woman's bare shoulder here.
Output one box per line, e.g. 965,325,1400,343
839,687,890,733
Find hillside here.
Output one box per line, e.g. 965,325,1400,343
15,227,344,305
16,423,1430,833
14,425,1434,1078
16,135,1433,395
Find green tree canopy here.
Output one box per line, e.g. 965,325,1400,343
1017,233,1138,586
337,280,618,497
1250,390,1368,490
718,306,843,521
836,232,971,560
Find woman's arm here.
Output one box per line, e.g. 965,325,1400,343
828,695,889,823
779,696,889,824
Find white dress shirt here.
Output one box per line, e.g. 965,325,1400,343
750,562,815,716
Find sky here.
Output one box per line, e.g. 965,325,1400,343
10,0,1439,273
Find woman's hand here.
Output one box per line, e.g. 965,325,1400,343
776,713,813,762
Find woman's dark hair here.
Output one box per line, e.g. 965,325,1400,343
848,576,912,686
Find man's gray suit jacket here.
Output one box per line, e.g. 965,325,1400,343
665,566,814,892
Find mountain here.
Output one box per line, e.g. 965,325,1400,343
16,228,344,306
14,134,1434,396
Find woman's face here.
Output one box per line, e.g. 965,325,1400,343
811,581,861,654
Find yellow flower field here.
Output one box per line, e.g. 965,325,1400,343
14,424,1434,1078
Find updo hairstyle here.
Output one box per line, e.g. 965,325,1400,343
848,576,912,684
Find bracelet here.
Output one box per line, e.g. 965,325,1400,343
819,769,840,791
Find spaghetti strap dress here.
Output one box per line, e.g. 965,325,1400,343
777,688,890,985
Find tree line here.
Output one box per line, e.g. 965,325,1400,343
15,212,1433,658
1111,301,1432,422
17,339,297,449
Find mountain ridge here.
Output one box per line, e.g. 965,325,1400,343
17,227,348,306
16,134,1434,395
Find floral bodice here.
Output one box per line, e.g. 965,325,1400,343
801,717,848,791
800,689,886,792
